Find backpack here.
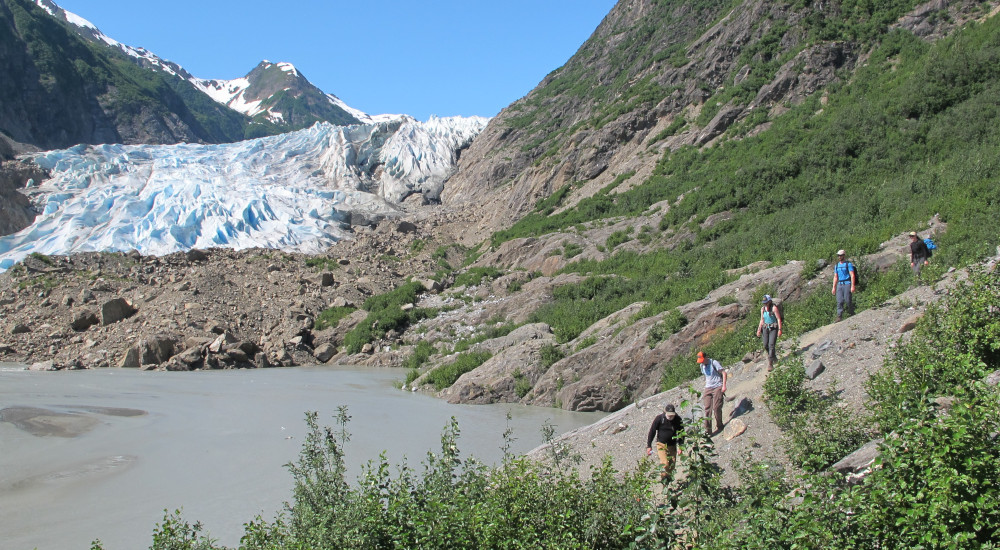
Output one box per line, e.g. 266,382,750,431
835,261,858,288
923,237,936,256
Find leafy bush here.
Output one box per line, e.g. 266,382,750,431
453,266,503,288
405,340,436,370
305,257,339,271
866,267,1000,431
605,229,633,249
647,309,688,348
343,281,430,354
562,241,584,258
763,357,872,471
425,351,492,391
314,306,356,331
539,344,565,369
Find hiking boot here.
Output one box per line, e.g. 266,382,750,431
836,314,842,322
767,358,774,372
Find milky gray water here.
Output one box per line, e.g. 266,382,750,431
0,364,604,550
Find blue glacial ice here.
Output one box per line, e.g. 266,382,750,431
0,116,488,270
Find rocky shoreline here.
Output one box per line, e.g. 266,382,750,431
0,213,464,373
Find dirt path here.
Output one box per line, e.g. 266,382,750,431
527,271,961,486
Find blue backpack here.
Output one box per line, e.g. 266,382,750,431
923,237,937,255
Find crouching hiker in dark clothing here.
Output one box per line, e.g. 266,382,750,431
909,231,930,280
646,404,684,482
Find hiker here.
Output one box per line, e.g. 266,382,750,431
831,249,856,321
697,351,726,436
646,403,684,482
909,231,930,279
756,294,783,371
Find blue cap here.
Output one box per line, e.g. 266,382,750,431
762,295,772,303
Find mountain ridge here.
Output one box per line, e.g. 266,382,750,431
0,0,376,149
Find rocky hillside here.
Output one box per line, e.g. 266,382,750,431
442,0,996,242
526,266,963,485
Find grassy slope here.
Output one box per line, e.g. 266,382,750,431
495,15,1000,370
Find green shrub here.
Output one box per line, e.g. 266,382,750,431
453,266,503,288
539,344,565,369
305,257,339,271
343,281,430,354
763,357,873,472
405,340,436,370
314,306,356,331
605,229,633,249
866,267,1000,431
647,309,688,348
513,370,533,398
426,351,492,391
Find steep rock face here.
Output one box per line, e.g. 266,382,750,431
439,0,981,244
0,158,45,236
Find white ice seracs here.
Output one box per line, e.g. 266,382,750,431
0,117,488,271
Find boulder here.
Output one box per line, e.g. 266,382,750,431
185,249,208,262
70,310,99,332
831,438,884,479
118,348,141,369
313,343,337,363
101,298,137,326
28,360,57,371
78,289,95,303
171,347,205,369
331,296,353,308
11,323,31,335
806,359,825,380
395,220,418,233
898,313,922,333
208,332,238,353
135,336,177,365
254,352,273,369
225,348,250,364
420,279,443,293
723,418,747,440
319,272,335,287
274,348,293,365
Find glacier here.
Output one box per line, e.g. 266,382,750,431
0,116,488,271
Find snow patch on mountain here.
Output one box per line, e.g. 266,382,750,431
0,117,488,270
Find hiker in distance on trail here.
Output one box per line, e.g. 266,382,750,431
909,231,931,280
698,351,727,437
831,249,856,322
756,294,783,372
646,403,684,483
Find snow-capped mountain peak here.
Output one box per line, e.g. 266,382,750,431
33,1,382,128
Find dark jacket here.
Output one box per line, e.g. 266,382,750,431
647,412,684,447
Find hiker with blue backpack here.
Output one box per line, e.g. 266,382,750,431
909,231,932,279
831,249,856,322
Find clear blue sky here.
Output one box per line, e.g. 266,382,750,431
52,0,618,121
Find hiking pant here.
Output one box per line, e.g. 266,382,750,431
836,284,853,317
703,386,724,434
761,326,779,362
655,442,677,479
912,257,927,278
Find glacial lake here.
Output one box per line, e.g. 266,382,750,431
0,364,604,550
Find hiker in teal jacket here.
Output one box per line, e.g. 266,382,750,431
831,249,856,321
756,294,783,371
